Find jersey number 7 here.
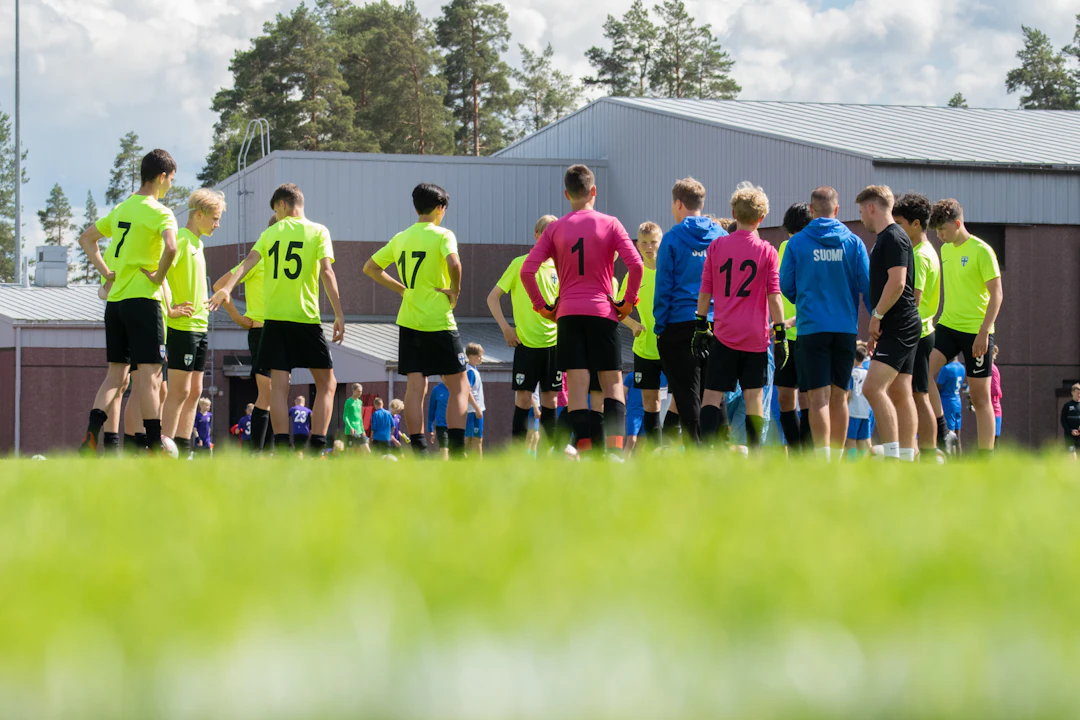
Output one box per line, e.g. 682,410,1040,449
114,222,132,257
397,251,427,289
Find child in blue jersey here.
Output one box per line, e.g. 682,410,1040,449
289,395,312,449
937,357,967,454
194,397,213,454
465,343,486,457
846,345,872,459
426,382,450,459
232,402,254,448
624,373,645,452
370,398,395,452
390,398,406,453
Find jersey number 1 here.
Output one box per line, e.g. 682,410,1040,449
571,238,585,275
397,251,426,289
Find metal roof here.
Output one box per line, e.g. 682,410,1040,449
605,98,1080,168
0,284,232,325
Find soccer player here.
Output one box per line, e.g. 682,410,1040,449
937,356,966,454
426,381,450,459
370,398,395,452
464,343,486,457
780,187,870,460
160,189,223,456
775,203,813,450
618,222,664,449
290,396,312,449
653,178,727,445
209,183,345,456
927,198,1003,454
893,192,941,461
1061,383,1080,454
215,215,278,453
343,383,369,451
389,398,406,453
622,372,644,452
487,214,561,446
846,345,872,459
78,149,179,455
857,185,921,462
193,397,212,453
363,183,469,458
520,164,644,454
991,345,1003,440
696,184,786,450
233,403,254,449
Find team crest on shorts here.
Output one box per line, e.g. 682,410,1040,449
184,353,194,367
458,352,467,368
159,345,167,360
515,372,526,386
635,372,642,384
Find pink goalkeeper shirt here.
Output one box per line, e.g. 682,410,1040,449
521,208,643,322
701,229,780,353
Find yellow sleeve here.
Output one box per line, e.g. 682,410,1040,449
371,237,397,269
317,225,334,263
95,207,116,237
496,259,519,294
156,206,178,235
913,250,929,291
979,244,1001,283
440,230,458,258
251,228,270,257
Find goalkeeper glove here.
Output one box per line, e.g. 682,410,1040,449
537,300,558,322
772,323,788,369
692,315,713,360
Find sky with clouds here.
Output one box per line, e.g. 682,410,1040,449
0,0,1077,248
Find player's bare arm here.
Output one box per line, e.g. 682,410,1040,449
869,265,908,342
486,286,520,347
434,253,462,308
974,277,1003,358
146,228,178,286
78,225,114,281
320,257,345,344
363,257,407,296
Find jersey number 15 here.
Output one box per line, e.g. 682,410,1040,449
268,241,303,280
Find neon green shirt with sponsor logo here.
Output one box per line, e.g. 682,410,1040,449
497,255,558,348
371,222,459,332
166,227,209,332
913,239,941,338
939,235,1000,334
618,265,659,361
96,194,177,302
251,217,334,324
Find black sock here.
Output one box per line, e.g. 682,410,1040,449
556,409,573,447
103,432,120,452
936,415,947,449
799,409,812,448
780,410,800,449
512,406,530,439
274,433,291,451
144,420,162,451
745,415,764,448
310,434,327,453
700,405,721,441
603,399,625,450
87,408,107,437
135,432,148,450
540,406,558,448
250,407,270,452
643,411,661,447
447,428,466,458
665,411,681,443
124,434,138,454
409,433,427,455
568,410,592,450
174,436,190,453
589,410,606,452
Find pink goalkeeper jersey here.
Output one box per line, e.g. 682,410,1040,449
701,229,781,353
521,208,643,322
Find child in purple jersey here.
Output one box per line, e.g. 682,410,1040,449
193,397,213,453
290,395,312,449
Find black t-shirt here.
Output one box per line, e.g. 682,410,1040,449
1062,400,1080,435
869,223,920,333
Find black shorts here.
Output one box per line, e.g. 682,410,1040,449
399,327,467,376
774,337,799,389
934,324,995,379
166,329,208,372
105,298,164,365
557,315,621,372
872,322,920,375
248,327,270,378
704,339,769,392
912,332,935,394
259,320,333,371
796,332,857,392
434,426,449,447
512,345,562,392
633,354,663,390
346,434,369,448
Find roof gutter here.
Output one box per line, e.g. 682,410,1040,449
874,158,1080,173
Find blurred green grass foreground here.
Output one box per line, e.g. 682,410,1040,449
2,452,1080,719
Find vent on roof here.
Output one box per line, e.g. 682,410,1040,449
34,246,69,288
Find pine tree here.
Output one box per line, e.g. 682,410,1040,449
584,0,658,97
37,184,77,277
0,108,29,283
692,27,740,99
105,131,144,205
436,0,516,156
162,184,193,213
514,43,583,134
948,92,969,108
1005,25,1079,110
74,191,102,284
651,0,704,99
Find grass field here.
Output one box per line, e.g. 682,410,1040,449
2,452,1079,719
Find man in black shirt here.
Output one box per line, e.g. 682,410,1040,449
1062,383,1080,453
857,185,922,462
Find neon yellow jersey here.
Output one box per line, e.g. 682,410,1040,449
371,222,458,332
233,259,265,324
96,194,177,302
166,228,208,332
913,239,941,338
252,217,334,324
618,265,659,360
497,255,558,348
939,236,1000,334
777,240,797,341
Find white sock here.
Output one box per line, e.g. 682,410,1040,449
883,441,900,459
899,448,916,462
815,446,831,461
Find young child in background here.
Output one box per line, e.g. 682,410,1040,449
846,345,872,459
194,397,213,455
465,343,486,457
370,398,395,453
991,345,1003,440
231,403,253,449
389,398,406,454
937,356,967,455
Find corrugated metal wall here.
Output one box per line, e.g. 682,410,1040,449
205,153,608,249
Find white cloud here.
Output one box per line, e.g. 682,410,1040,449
0,0,1075,255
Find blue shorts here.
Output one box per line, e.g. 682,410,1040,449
626,410,644,437
466,414,484,438
995,416,1002,437
848,417,871,441
944,409,962,431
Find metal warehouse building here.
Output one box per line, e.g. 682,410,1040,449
3,97,1079,453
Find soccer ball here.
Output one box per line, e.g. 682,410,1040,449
381,454,399,462
31,454,46,461
161,436,179,459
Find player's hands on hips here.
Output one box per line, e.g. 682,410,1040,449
537,301,558,322
435,287,459,308
141,267,167,286
207,288,231,311
972,330,989,358
772,323,788,369
1073,429,1080,436
868,315,882,341
691,315,713,361
169,301,195,319
332,315,345,344
502,325,521,347
629,320,644,337
609,295,636,322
